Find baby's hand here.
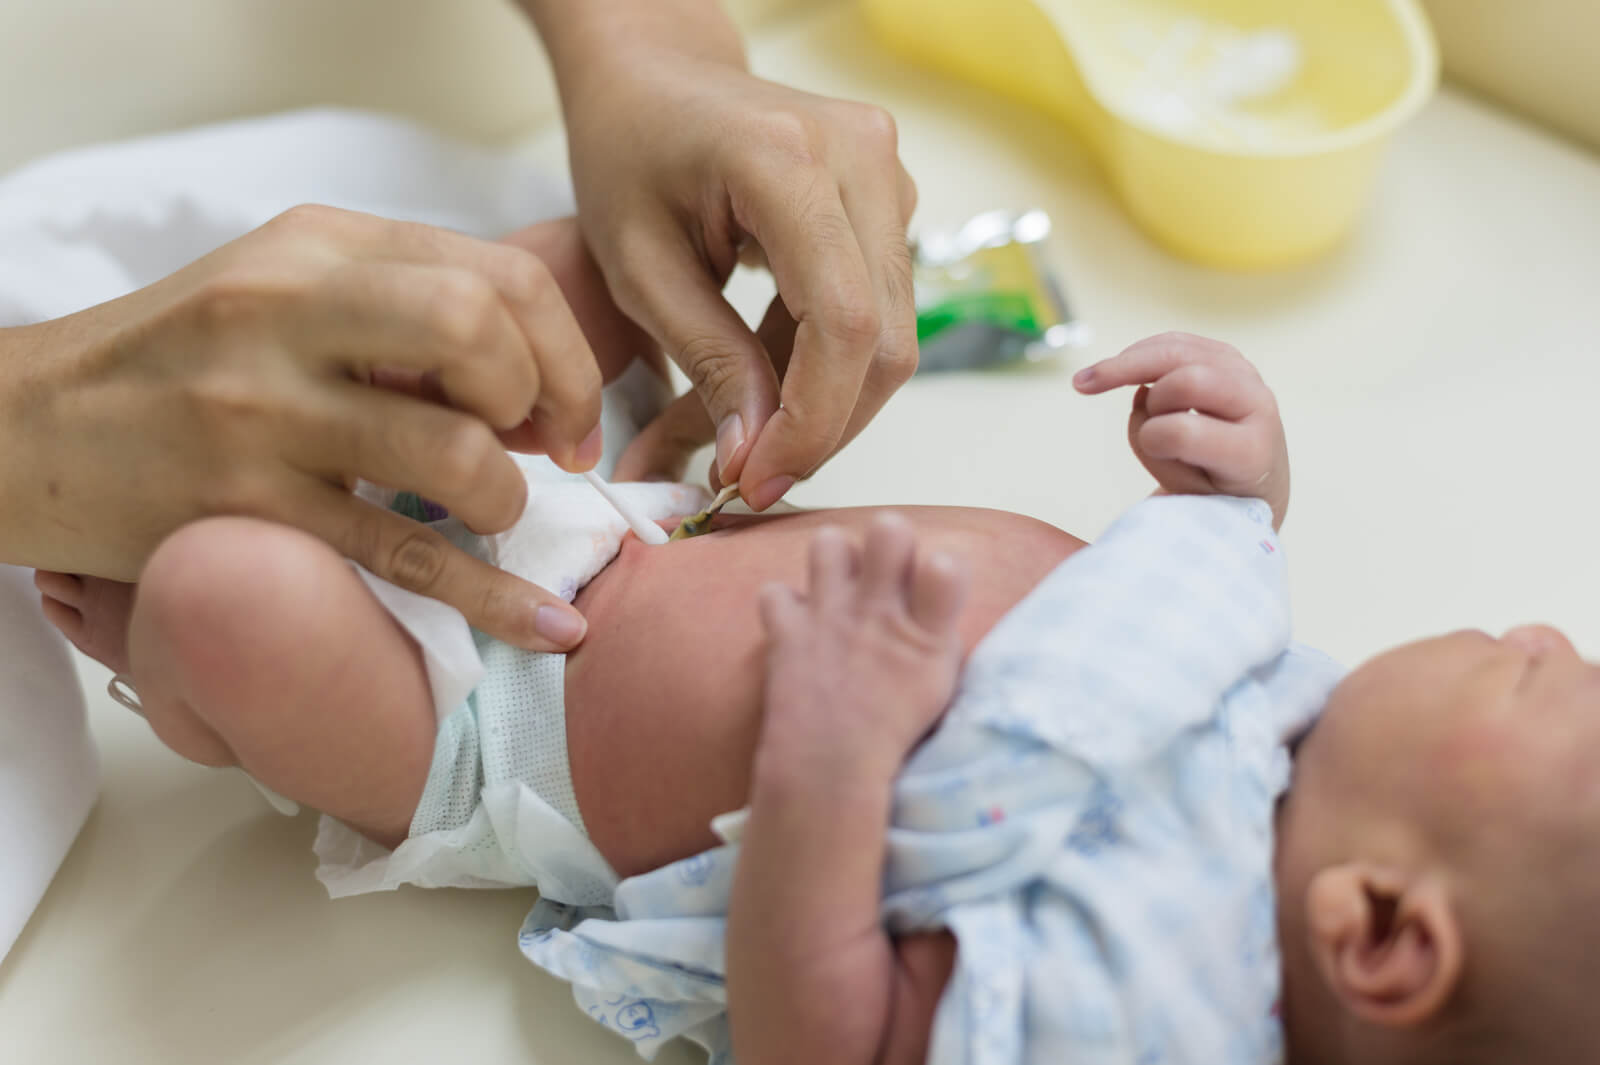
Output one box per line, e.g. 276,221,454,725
755,514,969,781
1074,333,1290,529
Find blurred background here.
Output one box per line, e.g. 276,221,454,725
2,1,1596,171
1,2,1596,1063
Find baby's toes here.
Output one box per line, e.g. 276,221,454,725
34,570,85,639
66,576,136,675
908,549,968,640
38,594,84,644
858,512,915,607
34,569,83,607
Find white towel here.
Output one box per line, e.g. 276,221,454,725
0,107,574,327
0,566,98,963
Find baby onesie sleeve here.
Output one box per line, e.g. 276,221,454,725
952,493,1293,768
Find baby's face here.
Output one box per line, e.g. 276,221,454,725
1273,626,1600,1059
1286,625,1600,839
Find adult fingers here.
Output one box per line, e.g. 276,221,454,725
511,410,606,472
372,365,595,471
473,243,605,472
753,292,800,384
1073,333,1248,394
285,262,541,432
604,216,781,489
898,163,919,221
499,417,605,469
733,168,877,510
343,219,607,467
716,295,799,493
292,480,587,652
296,381,529,536
612,390,716,484
747,259,911,494
813,114,919,467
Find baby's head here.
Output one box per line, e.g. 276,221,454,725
1274,625,1600,1065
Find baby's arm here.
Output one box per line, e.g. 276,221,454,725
726,515,968,1065
1074,332,1291,530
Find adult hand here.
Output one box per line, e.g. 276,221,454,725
529,1,919,505
1,206,606,651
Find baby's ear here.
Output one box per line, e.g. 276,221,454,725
1304,864,1464,1028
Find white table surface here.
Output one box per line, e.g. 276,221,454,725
4,3,1598,1062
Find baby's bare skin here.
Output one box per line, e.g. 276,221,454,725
568,506,1082,877
40,499,1080,870
55,330,1598,1063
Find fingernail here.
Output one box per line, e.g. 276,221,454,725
715,413,745,481
574,424,604,469
534,605,587,648
1073,367,1096,388
751,475,795,512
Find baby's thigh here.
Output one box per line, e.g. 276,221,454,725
567,506,1083,877
130,517,436,845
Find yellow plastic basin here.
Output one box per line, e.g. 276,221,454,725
862,0,1439,269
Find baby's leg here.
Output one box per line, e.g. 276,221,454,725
127,517,436,846
496,217,665,386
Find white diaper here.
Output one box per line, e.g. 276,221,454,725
312,360,709,906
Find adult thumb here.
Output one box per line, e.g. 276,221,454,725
607,226,780,486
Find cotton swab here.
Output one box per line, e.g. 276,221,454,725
582,469,671,545
668,484,741,540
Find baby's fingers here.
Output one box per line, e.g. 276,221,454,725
1138,412,1273,485
758,581,804,637
1074,332,1249,394
1143,362,1269,422
908,550,968,637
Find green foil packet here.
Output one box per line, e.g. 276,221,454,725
913,209,1088,373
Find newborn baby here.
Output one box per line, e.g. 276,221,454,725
40,330,1593,1064
521,338,1600,1065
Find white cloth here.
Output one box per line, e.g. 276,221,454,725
0,566,98,964
0,107,573,327
517,495,1346,1065
350,565,487,729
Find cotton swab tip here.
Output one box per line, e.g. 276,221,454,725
582,470,670,545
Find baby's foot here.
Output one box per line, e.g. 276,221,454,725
34,571,136,675
757,513,970,774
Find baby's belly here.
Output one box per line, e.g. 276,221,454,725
566,506,1084,878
